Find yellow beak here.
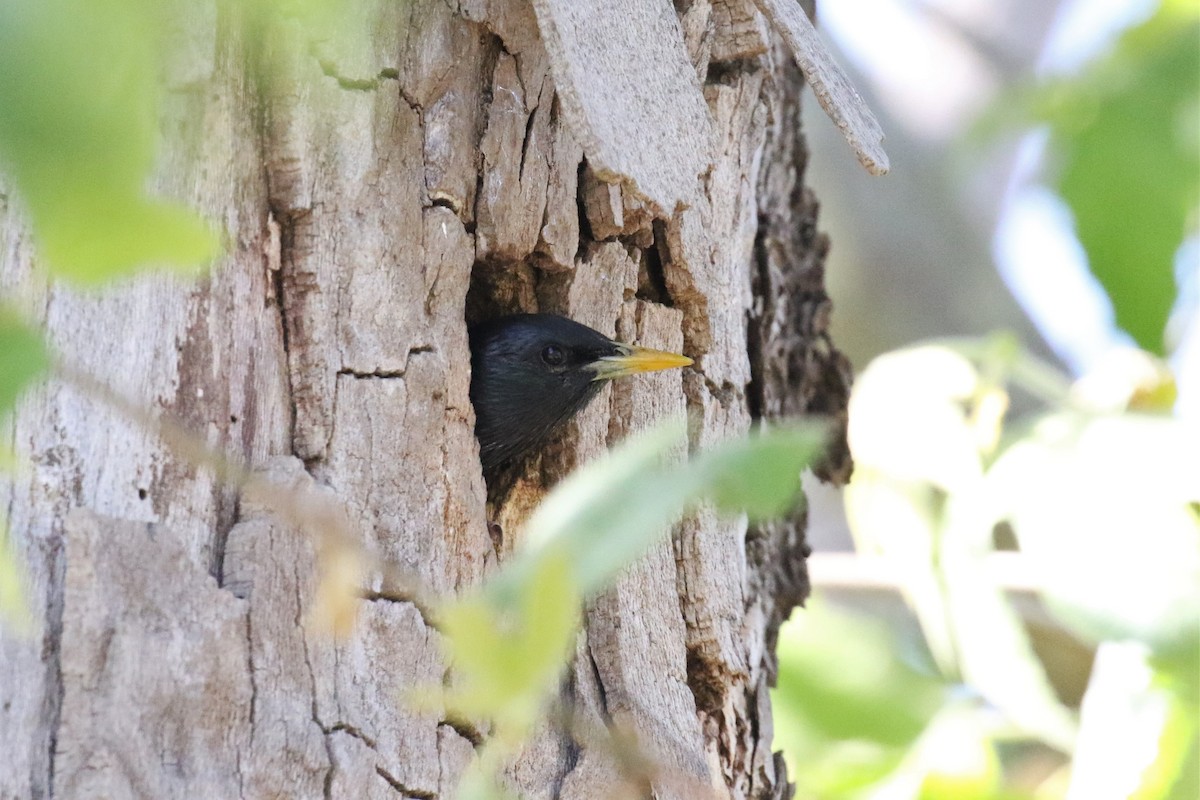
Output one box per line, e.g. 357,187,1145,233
589,344,693,381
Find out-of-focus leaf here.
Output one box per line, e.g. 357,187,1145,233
440,418,825,781
1040,5,1200,354
844,469,959,674
509,417,825,601
848,345,987,491
1067,643,1189,800
0,309,45,631
1070,347,1178,413
774,600,945,746
0,307,49,419
451,746,516,800
307,536,367,639
848,343,1078,751
35,196,220,284
941,485,1079,752
915,708,1003,800
440,551,579,743
693,425,826,520
517,547,580,697
0,0,219,281
506,418,693,600
772,599,946,797
0,517,30,629
845,345,990,674
990,412,1200,651
1135,685,1199,800
435,418,826,797
1132,639,1199,800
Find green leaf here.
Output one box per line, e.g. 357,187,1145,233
440,551,580,743
506,418,826,602
1069,643,1198,800
0,0,220,282
518,547,581,685
34,195,219,284
509,418,694,600
0,310,44,630
1138,687,1199,800
915,708,1003,800
452,748,518,800
434,417,828,796
1043,6,1200,354
771,600,946,796
0,307,49,419
989,412,1200,653
774,600,945,748
693,425,827,520
438,419,826,760
0,516,30,629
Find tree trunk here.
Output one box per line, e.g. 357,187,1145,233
0,0,849,798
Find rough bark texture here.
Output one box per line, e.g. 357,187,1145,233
0,0,849,798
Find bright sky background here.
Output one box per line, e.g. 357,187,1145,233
815,0,1196,402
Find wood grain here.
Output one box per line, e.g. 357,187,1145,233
754,0,890,174
0,1,850,797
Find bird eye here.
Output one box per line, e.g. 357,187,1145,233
541,345,565,366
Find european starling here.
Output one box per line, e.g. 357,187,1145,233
469,314,693,471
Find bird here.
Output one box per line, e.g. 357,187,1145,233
469,314,693,471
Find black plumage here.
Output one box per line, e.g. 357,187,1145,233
468,314,692,471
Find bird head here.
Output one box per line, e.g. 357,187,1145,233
469,314,693,470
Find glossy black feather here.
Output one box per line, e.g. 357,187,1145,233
469,314,620,470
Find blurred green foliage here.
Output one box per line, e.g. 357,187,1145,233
809,338,1199,800
992,412,1200,656
772,600,946,795
0,0,220,283
491,421,825,604
0,308,47,622
0,308,48,421
0,519,28,630
440,552,581,748
1036,1,1199,354
796,4,1198,794
0,0,352,626
0,0,1195,797
0,0,219,628
697,428,829,519
0,0,363,286
436,418,825,797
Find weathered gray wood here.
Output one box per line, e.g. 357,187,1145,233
754,0,890,174
56,511,253,800
712,0,771,62
2,5,287,795
530,0,715,214
0,1,850,798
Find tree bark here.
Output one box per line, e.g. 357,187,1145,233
0,0,849,798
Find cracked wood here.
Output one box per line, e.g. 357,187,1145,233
0,0,849,798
